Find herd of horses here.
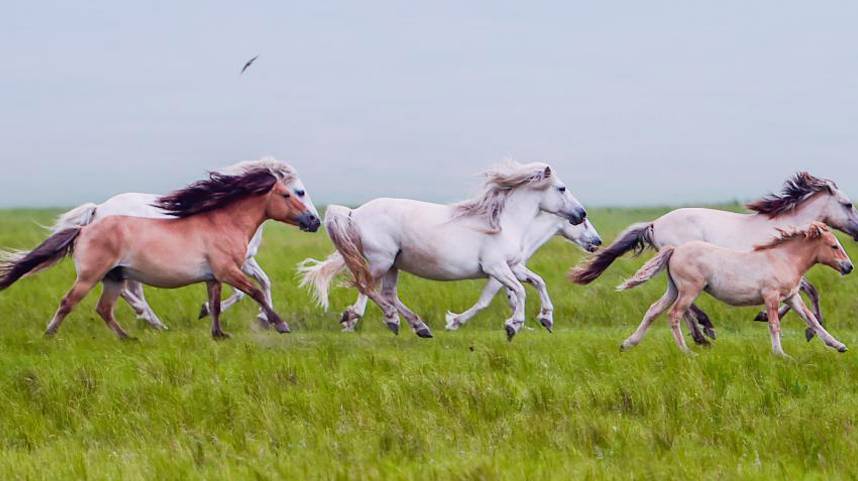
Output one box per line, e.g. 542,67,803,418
0,158,856,356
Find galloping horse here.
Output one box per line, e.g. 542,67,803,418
49,158,315,330
299,161,587,340
617,223,852,356
570,172,858,343
319,215,602,332
0,160,320,339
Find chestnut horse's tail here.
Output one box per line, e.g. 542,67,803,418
568,222,655,284
320,205,375,295
616,246,675,291
0,228,82,290
297,251,347,311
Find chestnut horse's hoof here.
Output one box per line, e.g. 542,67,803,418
415,326,433,338
385,321,400,335
212,330,231,340
274,322,291,334
539,318,553,333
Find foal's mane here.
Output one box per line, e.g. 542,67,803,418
453,161,554,233
746,172,837,218
753,222,829,251
155,157,297,218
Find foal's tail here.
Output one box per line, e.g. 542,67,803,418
51,202,98,233
568,222,655,284
617,246,674,291
296,252,347,311
0,228,82,290
321,205,374,293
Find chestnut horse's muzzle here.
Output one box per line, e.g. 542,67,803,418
839,261,854,275
298,213,321,232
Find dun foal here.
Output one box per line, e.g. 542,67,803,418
617,223,852,356
0,160,320,339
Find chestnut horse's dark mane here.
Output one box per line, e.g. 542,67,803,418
155,168,278,218
746,172,837,218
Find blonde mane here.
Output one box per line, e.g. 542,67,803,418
754,222,829,251
453,161,554,233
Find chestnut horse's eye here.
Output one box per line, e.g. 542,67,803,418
832,245,839,250
283,193,291,199
295,189,306,197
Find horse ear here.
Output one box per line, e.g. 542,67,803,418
543,166,552,178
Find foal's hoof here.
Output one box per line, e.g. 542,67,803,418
274,322,291,334
505,325,517,342
198,303,209,320
838,345,848,353
385,322,400,335
415,326,433,338
805,328,817,342
538,318,553,333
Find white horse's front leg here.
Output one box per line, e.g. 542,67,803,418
340,293,369,332
445,279,503,331
482,262,527,341
786,295,847,352
512,264,554,333
121,281,168,330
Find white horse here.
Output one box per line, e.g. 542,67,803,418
299,161,587,340
570,172,858,343
329,215,601,333
51,157,319,330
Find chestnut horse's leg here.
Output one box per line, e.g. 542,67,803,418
621,280,677,351
755,278,823,343
45,278,98,337
763,294,787,357
668,288,700,354
218,265,290,334
95,279,134,340
786,295,847,353
206,281,228,339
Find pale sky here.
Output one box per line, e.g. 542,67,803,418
1,1,857,208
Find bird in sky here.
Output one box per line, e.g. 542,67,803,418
240,55,259,74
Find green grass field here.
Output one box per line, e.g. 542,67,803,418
2,207,858,480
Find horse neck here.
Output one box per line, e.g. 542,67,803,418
767,240,818,278
206,195,269,243
758,196,826,229
522,216,562,257
498,189,542,240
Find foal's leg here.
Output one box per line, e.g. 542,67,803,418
340,293,369,332
621,280,677,350
382,269,433,338
445,279,503,331
668,290,700,354
512,265,554,333
206,281,229,339
121,281,168,330
762,293,787,357
95,279,134,340
786,295,847,352
218,265,290,334
45,278,98,337
482,261,527,340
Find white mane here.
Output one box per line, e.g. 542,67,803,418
219,156,297,182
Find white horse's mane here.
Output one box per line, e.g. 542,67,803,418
454,161,554,233
219,156,297,182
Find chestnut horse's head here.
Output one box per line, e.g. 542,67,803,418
808,223,854,275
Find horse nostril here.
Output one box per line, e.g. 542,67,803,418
594,238,603,246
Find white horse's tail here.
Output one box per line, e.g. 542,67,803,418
322,205,375,294
296,252,347,310
617,246,675,291
51,202,98,233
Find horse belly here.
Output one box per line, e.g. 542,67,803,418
704,283,763,307
120,252,213,288
395,248,483,280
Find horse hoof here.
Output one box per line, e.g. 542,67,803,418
703,327,717,340
754,311,768,323
386,322,400,335
505,325,517,341
120,336,139,342
212,331,231,340
538,318,553,333
445,322,460,331
198,303,209,320
274,322,291,334
805,328,816,342
415,326,433,338
838,345,848,353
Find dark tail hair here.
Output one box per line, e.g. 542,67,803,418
0,228,81,290
568,222,654,284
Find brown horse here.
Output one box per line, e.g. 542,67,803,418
0,160,320,339
617,222,852,356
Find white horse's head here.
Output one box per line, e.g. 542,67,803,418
517,163,587,225
559,218,602,252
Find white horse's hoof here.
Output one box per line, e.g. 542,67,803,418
444,312,460,331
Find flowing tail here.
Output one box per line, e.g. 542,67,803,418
0,228,82,290
616,246,675,291
321,205,374,293
296,252,347,310
51,202,98,233
568,222,655,284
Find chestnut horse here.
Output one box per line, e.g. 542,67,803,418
617,223,852,356
0,160,320,339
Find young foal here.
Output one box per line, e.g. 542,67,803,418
0,160,320,339
617,223,852,356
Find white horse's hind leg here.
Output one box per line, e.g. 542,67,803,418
512,265,554,333
121,281,168,330
786,295,847,352
340,294,368,332
381,268,432,338
481,261,527,341
445,279,503,331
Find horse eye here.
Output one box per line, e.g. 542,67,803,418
832,245,839,250
283,193,291,199
295,189,306,197
845,203,854,210
558,186,566,193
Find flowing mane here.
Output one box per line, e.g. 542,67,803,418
155,157,297,218
453,161,554,233
754,222,829,251
746,172,837,218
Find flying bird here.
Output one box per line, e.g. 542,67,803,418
240,55,259,74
